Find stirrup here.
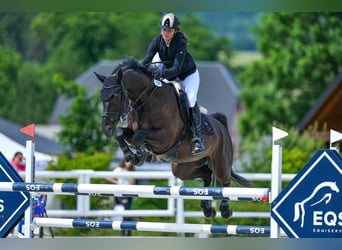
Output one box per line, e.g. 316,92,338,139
191,137,205,155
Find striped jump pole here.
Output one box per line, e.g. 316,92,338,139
0,182,270,201
33,218,271,236
16,127,287,238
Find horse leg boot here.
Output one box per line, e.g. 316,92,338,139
114,129,143,166
190,103,205,155
200,173,216,218
219,183,233,218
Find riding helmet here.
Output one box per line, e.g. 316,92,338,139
159,12,180,30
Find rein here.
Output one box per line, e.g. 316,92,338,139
145,60,173,67
129,81,158,112
120,65,159,112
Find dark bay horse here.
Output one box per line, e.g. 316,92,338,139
95,57,250,218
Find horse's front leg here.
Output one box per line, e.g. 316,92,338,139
131,129,155,145
115,128,144,166
132,128,170,152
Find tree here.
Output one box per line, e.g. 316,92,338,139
0,13,46,62
53,73,116,154
31,12,233,79
31,13,122,78
238,13,342,137
197,12,260,51
178,13,233,61
30,13,170,79
0,45,57,124
0,12,233,151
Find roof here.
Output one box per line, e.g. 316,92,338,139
297,72,342,132
49,60,240,125
0,118,66,159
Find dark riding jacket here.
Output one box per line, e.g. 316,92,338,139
141,32,197,81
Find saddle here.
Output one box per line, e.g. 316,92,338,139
156,81,214,162
170,81,214,135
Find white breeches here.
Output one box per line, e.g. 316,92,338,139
181,70,200,108
153,53,200,108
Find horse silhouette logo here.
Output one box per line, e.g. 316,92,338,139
293,181,340,228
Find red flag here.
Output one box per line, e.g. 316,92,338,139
20,123,35,138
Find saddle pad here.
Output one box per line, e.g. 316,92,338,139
170,81,214,135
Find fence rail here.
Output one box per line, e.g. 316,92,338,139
19,170,294,222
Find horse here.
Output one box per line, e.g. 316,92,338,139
95,56,250,218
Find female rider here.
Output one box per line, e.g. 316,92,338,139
141,12,205,155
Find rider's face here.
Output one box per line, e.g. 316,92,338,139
161,28,176,44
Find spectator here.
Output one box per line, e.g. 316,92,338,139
106,159,136,236
10,151,26,172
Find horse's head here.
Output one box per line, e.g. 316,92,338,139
94,71,128,137
95,56,154,137
118,57,155,99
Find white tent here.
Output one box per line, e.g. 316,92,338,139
0,132,53,170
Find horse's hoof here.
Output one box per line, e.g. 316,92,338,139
146,151,156,162
130,156,144,166
220,208,233,218
135,159,144,166
203,207,216,218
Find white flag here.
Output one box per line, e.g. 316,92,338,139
272,127,288,143
330,129,342,144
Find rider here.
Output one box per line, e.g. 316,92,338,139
141,12,205,155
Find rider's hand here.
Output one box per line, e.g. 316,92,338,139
152,69,163,79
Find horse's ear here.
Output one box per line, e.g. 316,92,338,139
93,72,106,83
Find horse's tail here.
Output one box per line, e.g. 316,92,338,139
231,171,252,187
212,112,228,128
211,112,251,187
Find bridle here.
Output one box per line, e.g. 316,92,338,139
101,80,128,126
101,67,159,127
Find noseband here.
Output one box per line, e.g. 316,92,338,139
102,99,125,125
101,80,128,126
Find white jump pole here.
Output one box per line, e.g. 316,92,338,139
18,127,288,238
0,183,270,201
23,140,35,238
33,217,271,236
270,127,288,238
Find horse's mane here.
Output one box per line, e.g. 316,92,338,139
111,56,151,76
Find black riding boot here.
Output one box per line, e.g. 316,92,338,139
190,103,205,155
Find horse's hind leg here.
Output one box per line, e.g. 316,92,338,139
200,182,216,218
220,172,251,218
199,166,216,219
219,182,233,218
172,161,216,218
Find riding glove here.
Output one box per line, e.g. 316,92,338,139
152,69,163,79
